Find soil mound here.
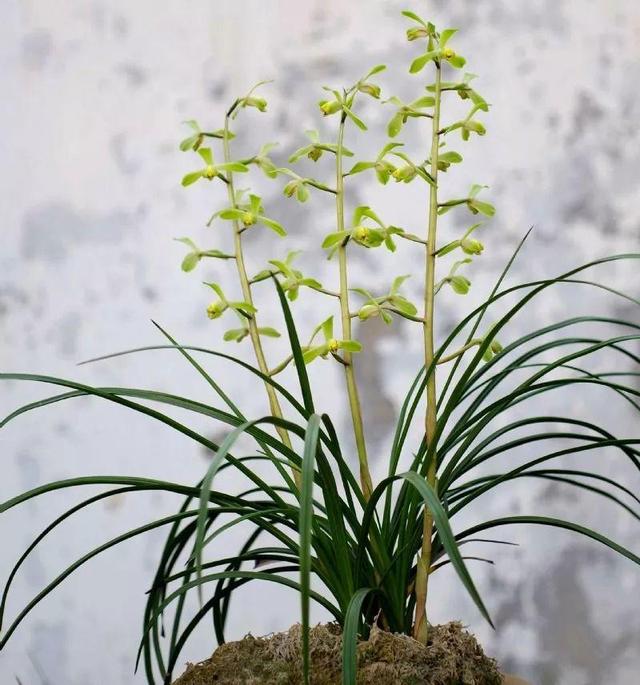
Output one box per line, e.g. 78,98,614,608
174,621,502,684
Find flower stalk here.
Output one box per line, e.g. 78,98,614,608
223,108,300,487
413,64,442,644
336,113,373,501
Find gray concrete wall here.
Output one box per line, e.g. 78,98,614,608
1,1,639,683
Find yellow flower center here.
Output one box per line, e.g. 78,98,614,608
204,165,216,179
442,47,456,59
206,302,223,319
327,338,339,353
354,226,369,241
242,212,256,226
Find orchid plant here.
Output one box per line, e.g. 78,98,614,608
2,9,639,685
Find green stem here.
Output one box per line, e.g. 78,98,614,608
413,64,442,644
223,112,300,488
336,114,373,501
436,339,482,365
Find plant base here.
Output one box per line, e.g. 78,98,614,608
173,621,504,684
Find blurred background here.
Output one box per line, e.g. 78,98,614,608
1,1,639,683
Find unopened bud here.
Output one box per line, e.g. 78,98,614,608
407,27,429,41
358,82,381,99
283,180,298,197
358,305,377,321
392,165,417,182
206,301,226,319
490,339,503,354
461,238,484,255
376,161,396,175
308,146,323,162
243,97,267,112
449,275,471,295
319,100,342,116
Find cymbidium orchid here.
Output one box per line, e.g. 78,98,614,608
180,147,248,186
301,316,362,364
3,10,639,685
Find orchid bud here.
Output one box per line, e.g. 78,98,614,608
407,27,428,41
283,180,298,198
358,82,381,99
206,301,226,319
358,305,378,321
392,165,417,182
490,339,503,354
449,275,471,295
376,161,396,174
243,97,267,112
319,100,342,116
461,238,484,255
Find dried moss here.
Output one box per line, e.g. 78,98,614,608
173,621,503,684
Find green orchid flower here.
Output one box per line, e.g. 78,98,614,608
436,223,485,258
267,251,323,301
302,316,362,364
317,65,386,131
436,259,473,296
174,237,234,272
322,206,404,257
279,168,336,203
438,184,496,217
432,149,463,172
179,120,234,152
408,26,466,73
352,275,418,324
229,81,272,118
401,11,436,43
289,130,354,164
385,95,436,138
214,194,286,236
427,72,489,112
248,142,279,179
223,325,280,343
347,142,405,185
181,147,248,186
204,282,256,321
390,151,436,186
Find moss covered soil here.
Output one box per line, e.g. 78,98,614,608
173,621,503,684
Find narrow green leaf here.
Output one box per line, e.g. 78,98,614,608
342,588,375,685
400,471,494,627
299,415,321,685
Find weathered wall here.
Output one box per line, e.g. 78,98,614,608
1,1,639,683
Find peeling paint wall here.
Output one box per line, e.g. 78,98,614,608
1,1,639,683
